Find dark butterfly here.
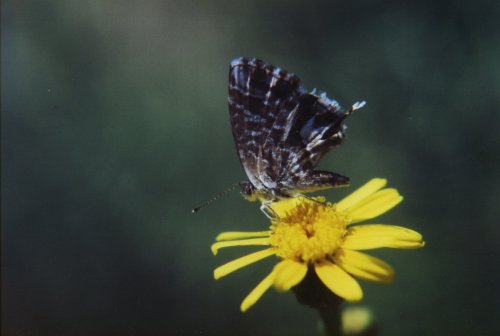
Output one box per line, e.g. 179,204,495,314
228,57,365,203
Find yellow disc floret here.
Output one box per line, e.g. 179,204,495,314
268,198,349,263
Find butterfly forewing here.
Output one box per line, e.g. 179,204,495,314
228,58,301,189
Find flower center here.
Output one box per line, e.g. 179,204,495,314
268,198,349,263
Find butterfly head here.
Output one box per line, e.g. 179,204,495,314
239,181,261,202
239,181,296,203
239,181,281,202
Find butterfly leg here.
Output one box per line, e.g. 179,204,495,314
260,201,280,221
296,194,327,205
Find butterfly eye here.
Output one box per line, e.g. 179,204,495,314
239,181,258,202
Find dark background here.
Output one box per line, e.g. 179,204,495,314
2,1,499,335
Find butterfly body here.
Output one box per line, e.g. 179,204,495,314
228,57,365,202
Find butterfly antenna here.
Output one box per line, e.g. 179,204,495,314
191,183,240,214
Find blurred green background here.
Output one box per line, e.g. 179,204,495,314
2,1,499,335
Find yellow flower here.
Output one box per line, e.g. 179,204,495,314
211,178,425,312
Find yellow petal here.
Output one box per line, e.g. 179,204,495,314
336,178,387,212
273,260,308,291
315,261,363,302
348,189,403,223
334,249,394,283
216,231,271,241
267,198,302,218
240,268,277,312
211,238,270,255
267,196,325,219
343,225,425,250
214,248,275,279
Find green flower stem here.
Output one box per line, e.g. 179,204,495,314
293,266,343,336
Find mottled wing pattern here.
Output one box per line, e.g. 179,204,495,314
228,58,302,190
274,92,363,193
228,57,364,200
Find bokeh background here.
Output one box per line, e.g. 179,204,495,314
2,1,499,335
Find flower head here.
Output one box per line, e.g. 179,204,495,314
212,178,424,312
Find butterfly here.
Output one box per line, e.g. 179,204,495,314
228,57,365,203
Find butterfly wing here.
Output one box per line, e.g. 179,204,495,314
228,57,302,190
228,57,364,198
261,89,358,194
